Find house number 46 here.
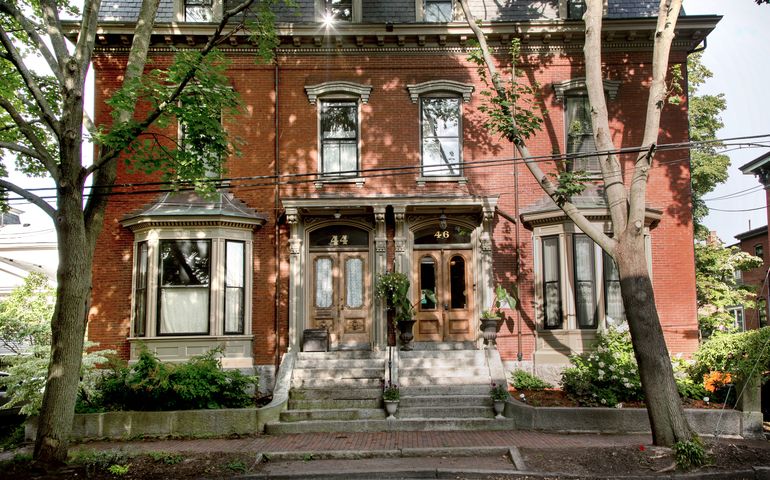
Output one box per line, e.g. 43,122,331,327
433,230,450,239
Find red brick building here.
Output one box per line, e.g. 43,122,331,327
88,1,718,386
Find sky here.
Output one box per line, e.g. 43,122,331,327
7,1,770,244
684,0,770,243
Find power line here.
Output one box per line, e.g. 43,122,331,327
703,186,764,201
708,205,767,213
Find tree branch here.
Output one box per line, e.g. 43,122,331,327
0,1,63,82
584,0,629,239
458,0,614,254
85,0,256,178
38,0,70,65
0,141,45,160
73,0,102,87
0,98,59,180
0,178,56,218
0,26,61,139
629,0,682,232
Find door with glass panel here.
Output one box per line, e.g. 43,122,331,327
412,249,474,342
307,225,371,349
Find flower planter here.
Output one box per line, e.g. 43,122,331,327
397,319,416,351
383,399,399,419
493,400,506,419
480,317,500,346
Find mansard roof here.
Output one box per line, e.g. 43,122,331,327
98,0,663,24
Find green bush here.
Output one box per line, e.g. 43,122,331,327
560,327,643,406
510,370,553,390
671,355,709,402
690,327,770,388
79,347,258,412
673,436,707,470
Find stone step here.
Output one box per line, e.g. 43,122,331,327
265,417,516,435
397,367,489,378
290,387,383,401
398,376,490,387
399,384,490,396
288,398,381,410
280,408,387,422
398,395,492,408
397,406,494,419
292,367,384,380
297,351,383,360
293,377,382,388
398,358,488,368
399,350,481,359
295,358,386,369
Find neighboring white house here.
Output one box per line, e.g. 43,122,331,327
0,208,57,299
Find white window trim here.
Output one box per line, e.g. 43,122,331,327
416,0,460,22
726,305,745,332
315,0,362,23
130,226,253,340
175,0,223,22
418,95,464,180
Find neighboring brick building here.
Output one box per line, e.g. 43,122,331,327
87,1,718,385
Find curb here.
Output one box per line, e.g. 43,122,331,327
259,446,511,462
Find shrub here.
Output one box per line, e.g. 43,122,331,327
80,347,258,412
671,355,709,402
510,370,553,390
382,382,399,401
690,327,770,390
673,436,707,470
490,382,509,401
560,327,643,406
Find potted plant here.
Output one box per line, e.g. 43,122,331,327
375,271,436,351
490,382,509,419
382,381,400,419
480,284,517,346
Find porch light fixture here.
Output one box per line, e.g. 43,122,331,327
334,209,342,219
438,209,447,230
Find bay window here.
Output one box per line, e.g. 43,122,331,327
158,239,211,335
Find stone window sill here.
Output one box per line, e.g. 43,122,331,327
314,177,365,189
417,176,467,186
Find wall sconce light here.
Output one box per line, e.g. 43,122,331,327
385,21,394,32
438,209,447,230
334,209,342,219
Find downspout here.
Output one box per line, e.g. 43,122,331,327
273,59,282,374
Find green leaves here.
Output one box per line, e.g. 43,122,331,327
549,170,589,207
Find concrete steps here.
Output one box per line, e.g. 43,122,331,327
265,348,509,435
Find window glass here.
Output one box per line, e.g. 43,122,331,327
419,256,437,310
542,236,562,329
315,257,333,308
309,225,369,247
324,0,352,21
425,0,452,22
755,244,764,259
225,241,245,334
566,95,599,174
573,235,597,329
185,0,213,21
728,306,745,331
603,252,626,326
567,0,585,19
321,101,358,175
421,97,461,176
449,255,466,309
133,242,148,337
345,257,364,308
158,240,211,334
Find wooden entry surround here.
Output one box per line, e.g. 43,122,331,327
412,249,474,342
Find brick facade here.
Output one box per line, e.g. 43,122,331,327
87,7,716,380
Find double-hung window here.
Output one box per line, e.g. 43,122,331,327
322,0,352,21
566,0,585,19
573,234,597,328
224,241,245,334
184,0,215,21
421,96,462,177
542,236,562,329
158,239,211,335
320,100,359,176
565,95,599,174
425,0,453,22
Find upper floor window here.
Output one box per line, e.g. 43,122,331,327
184,0,215,22
320,100,359,176
421,97,461,177
565,95,599,175
727,306,745,332
755,244,764,259
425,0,453,22
567,0,585,19
324,0,352,21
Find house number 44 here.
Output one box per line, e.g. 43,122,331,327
329,235,349,246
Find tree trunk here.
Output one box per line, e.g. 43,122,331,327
616,231,693,446
33,202,93,464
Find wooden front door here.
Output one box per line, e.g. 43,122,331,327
412,249,474,342
309,251,370,349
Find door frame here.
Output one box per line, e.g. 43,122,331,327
304,220,375,350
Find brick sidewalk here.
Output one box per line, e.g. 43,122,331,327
72,430,654,454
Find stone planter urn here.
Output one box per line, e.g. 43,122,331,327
480,317,500,346
383,399,399,419
493,400,506,419
397,319,416,351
